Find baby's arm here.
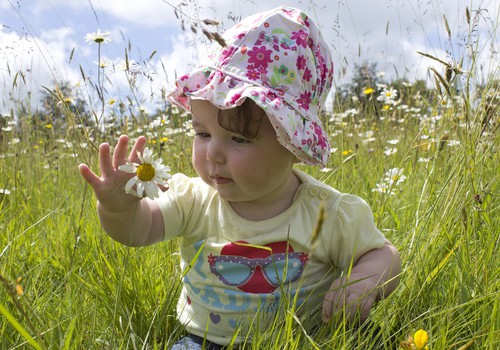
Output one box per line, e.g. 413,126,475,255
79,135,165,246
322,239,401,323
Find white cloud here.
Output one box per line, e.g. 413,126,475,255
0,27,81,114
88,0,179,28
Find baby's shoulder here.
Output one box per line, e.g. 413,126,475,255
294,169,342,204
294,170,371,214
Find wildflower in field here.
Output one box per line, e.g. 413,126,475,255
150,116,169,129
84,29,112,44
384,167,407,185
95,57,112,68
387,139,400,145
118,147,172,199
446,140,461,147
15,277,23,297
45,124,53,129
362,137,376,144
0,188,11,195
138,105,151,115
372,182,397,195
363,87,375,95
429,114,442,123
417,157,431,163
377,86,398,105
57,97,73,106
160,137,170,144
384,147,398,156
414,330,429,349
400,329,429,349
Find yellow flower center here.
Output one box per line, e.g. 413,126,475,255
136,163,155,181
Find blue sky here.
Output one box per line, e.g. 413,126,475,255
1,0,499,115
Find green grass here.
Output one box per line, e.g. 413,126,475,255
1,2,499,349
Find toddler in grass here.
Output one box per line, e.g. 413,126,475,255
79,7,401,349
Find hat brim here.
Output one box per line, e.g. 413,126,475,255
168,67,330,167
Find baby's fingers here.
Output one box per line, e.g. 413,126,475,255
322,290,344,322
78,163,102,189
98,142,115,179
112,135,131,169
128,136,147,163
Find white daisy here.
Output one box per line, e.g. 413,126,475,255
0,188,11,195
384,147,398,156
384,167,407,185
372,183,397,195
118,147,172,200
84,29,112,45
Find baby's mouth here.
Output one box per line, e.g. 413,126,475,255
209,175,233,186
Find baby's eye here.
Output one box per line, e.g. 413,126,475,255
195,132,210,138
232,136,250,144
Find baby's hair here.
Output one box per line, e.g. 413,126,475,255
217,99,265,138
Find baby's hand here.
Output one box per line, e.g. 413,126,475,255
322,272,379,323
79,135,147,213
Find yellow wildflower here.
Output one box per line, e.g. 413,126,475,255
414,330,429,350
15,277,24,296
400,329,429,350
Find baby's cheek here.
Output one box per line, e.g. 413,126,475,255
191,151,206,178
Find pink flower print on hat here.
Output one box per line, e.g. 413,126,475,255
168,6,334,167
247,46,274,69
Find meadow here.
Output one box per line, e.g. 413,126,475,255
1,3,499,350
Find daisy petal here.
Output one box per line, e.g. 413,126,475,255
136,182,145,198
141,147,153,163
118,163,137,173
125,176,139,194
144,181,159,199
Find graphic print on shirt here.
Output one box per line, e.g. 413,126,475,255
207,240,309,294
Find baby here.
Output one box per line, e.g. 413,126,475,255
79,6,401,349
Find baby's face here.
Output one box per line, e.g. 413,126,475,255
190,99,297,208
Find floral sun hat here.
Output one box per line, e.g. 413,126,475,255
168,6,334,166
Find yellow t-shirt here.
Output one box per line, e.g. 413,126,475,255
155,169,385,345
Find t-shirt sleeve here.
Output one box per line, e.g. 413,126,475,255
326,193,386,268
154,173,208,241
